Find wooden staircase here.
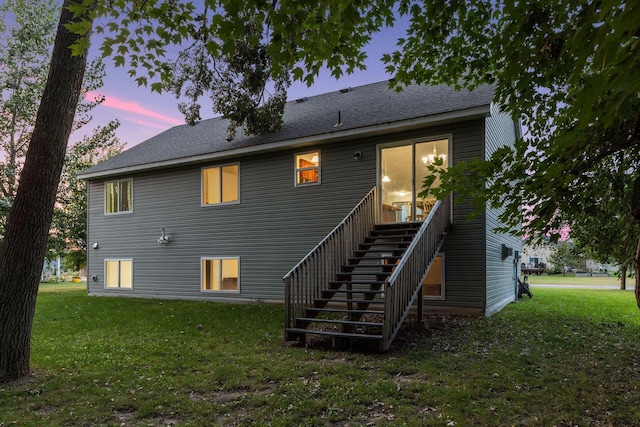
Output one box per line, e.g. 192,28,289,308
284,187,451,351
285,222,421,347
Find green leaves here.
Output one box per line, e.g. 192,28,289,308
83,0,638,254
88,0,398,134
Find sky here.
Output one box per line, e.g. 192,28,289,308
79,23,410,149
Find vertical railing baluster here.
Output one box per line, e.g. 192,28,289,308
381,194,452,350
284,187,378,335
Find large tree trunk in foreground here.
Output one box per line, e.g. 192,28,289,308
0,1,90,384
635,232,640,310
633,175,640,309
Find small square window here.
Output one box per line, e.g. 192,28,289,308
105,179,133,214
202,258,239,292
295,151,320,186
202,164,239,205
105,259,133,289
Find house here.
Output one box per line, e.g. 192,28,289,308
523,238,617,275
79,81,522,350
521,240,552,275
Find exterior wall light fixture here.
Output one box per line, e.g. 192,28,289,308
158,228,171,244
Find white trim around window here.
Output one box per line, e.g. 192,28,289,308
104,178,133,215
201,163,240,206
201,257,240,293
294,150,321,187
104,259,133,289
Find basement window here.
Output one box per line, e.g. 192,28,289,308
201,257,239,292
423,255,445,299
105,259,133,289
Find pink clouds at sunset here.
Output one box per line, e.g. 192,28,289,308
85,91,184,127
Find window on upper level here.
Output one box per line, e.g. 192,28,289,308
105,179,133,214
295,151,320,186
202,164,239,205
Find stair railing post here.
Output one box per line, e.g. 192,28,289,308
284,275,291,335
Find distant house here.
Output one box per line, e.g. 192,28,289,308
79,81,522,350
523,239,618,275
521,241,552,274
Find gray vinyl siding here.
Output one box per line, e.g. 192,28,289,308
484,105,522,315
426,120,486,311
86,119,491,307
87,139,376,301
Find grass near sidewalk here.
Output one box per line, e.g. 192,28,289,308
527,274,622,286
2,287,640,425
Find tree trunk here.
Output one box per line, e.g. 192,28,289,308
635,232,640,310
0,1,90,384
620,265,627,290
633,176,640,309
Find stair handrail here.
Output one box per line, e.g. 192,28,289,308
380,194,452,350
284,186,377,336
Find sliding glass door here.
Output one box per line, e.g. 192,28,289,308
380,138,449,223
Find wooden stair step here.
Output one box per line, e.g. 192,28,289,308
360,241,411,246
314,297,381,305
342,265,396,272
343,255,402,267
305,307,384,315
285,327,383,341
323,289,383,296
296,318,384,327
372,226,420,232
353,249,405,255
365,234,415,241
374,222,421,230
329,280,386,286
336,271,392,276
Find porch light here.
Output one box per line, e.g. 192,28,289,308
158,228,170,244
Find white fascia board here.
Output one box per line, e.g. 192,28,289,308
79,105,491,180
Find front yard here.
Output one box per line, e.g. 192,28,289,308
1,287,639,425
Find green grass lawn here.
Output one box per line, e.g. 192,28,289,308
528,274,623,286
38,281,86,293
2,287,640,425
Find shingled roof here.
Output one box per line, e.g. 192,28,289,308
79,80,494,179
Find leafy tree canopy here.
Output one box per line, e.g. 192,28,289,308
70,0,396,136
548,241,578,276
49,120,123,264
68,0,638,231
69,0,638,285
0,0,116,241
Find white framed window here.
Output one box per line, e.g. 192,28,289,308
295,151,320,186
202,164,239,205
201,257,239,292
105,259,133,289
105,179,133,214
423,254,445,299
